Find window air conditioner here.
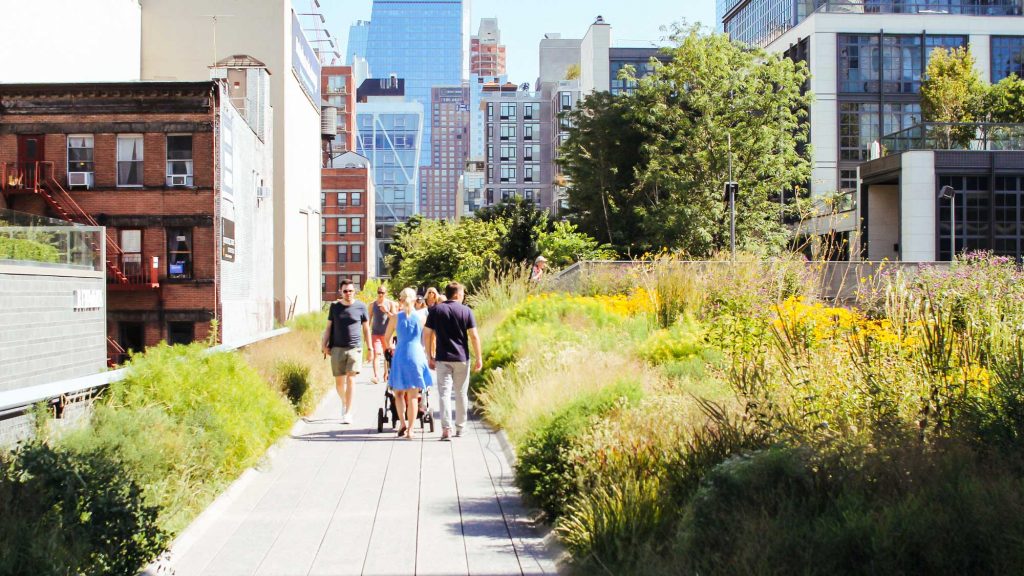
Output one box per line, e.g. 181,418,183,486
170,175,189,187
68,172,94,188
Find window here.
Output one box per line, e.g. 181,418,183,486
487,102,494,121
992,36,1024,82
67,135,94,175
500,102,517,120
166,135,193,186
995,176,1024,258
321,218,326,234
938,176,991,261
882,102,921,136
500,166,516,182
120,229,142,277
525,189,536,203
524,144,540,161
338,192,348,206
839,102,879,161
167,322,195,346
524,102,537,120
524,164,537,183
501,188,514,201
338,218,348,234
352,218,362,234
352,244,362,263
524,123,539,142
338,244,348,263
487,124,493,139
500,124,516,141
117,135,143,186
327,75,347,93
352,192,362,206
167,228,193,279
500,145,516,161
560,91,572,110
838,35,878,93
839,169,858,193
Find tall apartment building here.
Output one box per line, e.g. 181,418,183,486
0,62,275,358
471,18,507,77
140,0,326,320
722,0,1024,259
481,85,555,210
356,77,424,275
322,66,357,156
460,159,486,216
347,20,371,64
420,86,471,220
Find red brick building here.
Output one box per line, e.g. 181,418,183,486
321,154,375,300
320,66,374,299
0,70,275,361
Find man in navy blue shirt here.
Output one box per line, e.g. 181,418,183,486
424,282,483,441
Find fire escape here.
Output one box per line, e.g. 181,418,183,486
0,161,160,290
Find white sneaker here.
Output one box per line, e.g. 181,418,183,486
342,412,353,424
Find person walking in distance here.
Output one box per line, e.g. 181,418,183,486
530,255,548,283
322,279,371,424
369,285,396,384
424,282,483,441
384,288,433,439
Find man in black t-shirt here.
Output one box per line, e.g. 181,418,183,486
424,282,483,441
321,279,371,424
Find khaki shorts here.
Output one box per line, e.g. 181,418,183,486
331,346,362,377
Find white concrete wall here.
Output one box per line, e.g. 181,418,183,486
218,79,275,344
538,37,582,86
580,22,611,94
900,152,937,261
0,0,141,82
867,184,900,261
140,0,323,319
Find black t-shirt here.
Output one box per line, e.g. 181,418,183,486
425,301,477,362
329,300,369,348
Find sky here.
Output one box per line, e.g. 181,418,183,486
315,0,716,85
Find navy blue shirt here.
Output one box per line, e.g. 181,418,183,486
329,301,369,348
425,301,477,362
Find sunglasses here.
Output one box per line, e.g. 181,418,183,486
341,289,355,294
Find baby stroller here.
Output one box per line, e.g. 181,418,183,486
377,348,435,433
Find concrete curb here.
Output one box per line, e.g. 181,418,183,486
138,416,310,576
472,406,572,575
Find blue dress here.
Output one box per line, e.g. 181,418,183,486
389,311,433,390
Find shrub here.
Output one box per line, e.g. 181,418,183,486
515,379,644,519
0,442,166,576
276,360,312,409
638,314,705,365
288,310,327,333
0,235,61,264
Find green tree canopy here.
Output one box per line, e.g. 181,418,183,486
385,217,500,292
921,46,986,125
985,75,1024,123
537,220,617,267
474,197,549,265
560,24,811,257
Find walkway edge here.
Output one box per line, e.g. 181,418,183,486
137,417,310,576
491,420,572,574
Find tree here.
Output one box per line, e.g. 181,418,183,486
474,197,549,266
386,217,500,292
622,24,811,256
985,75,1024,123
921,46,986,147
559,91,647,253
536,220,617,267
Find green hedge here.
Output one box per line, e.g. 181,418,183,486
0,236,60,264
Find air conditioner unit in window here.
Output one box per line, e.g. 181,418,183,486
256,186,271,200
67,172,94,189
169,175,188,187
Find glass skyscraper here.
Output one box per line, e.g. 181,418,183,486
363,0,468,167
347,20,370,64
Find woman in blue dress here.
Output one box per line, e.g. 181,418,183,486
384,287,433,439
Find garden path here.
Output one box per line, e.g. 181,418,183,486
164,373,560,576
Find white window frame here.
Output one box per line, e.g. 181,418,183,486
117,134,144,187
166,133,194,187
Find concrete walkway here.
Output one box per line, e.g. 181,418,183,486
165,374,561,576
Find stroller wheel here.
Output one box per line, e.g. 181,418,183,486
426,413,435,433
377,408,385,433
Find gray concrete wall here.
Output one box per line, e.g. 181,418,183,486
0,265,107,392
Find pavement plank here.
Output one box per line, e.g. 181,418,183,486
416,437,470,576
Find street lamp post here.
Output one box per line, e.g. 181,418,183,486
726,132,737,261
938,185,956,261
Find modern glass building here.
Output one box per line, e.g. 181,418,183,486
363,0,468,168
609,47,666,96
355,77,424,274
347,20,370,64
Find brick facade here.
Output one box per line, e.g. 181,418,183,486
0,82,223,359
321,167,373,300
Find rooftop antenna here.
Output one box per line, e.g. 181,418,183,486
203,14,235,65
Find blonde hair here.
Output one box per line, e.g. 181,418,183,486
398,287,417,315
